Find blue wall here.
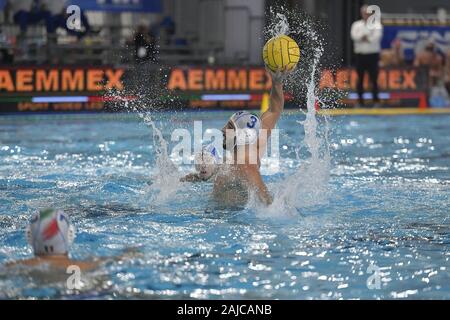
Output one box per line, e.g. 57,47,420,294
0,0,162,12
69,0,162,12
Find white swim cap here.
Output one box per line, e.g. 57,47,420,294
194,145,220,180
229,111,261,146
26,209,75,256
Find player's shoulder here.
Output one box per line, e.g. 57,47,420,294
73,260,99,271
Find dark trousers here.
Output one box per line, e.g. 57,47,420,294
355,53,380,104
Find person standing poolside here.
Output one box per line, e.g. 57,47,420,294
212,68,289,207
351,4,383,108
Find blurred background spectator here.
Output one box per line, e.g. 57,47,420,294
413,41,448,107
446,50,450,94
9,0,52,38
380,38,404,67
159,15,175,46
0,27,13,62
132,23,157,63
414,42,445,86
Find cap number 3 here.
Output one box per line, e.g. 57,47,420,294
247,116,257,128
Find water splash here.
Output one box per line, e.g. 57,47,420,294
140,113,182,204
270,12,290,37
119,99,182,204
258,10,331,217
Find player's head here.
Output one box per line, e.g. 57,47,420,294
425,41,435,52
360,5,370,21
26,209,75,256
222,111,261,150
194,145,220,180
392,38,401,49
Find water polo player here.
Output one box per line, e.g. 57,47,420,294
212,67,290,206
6,209,98,270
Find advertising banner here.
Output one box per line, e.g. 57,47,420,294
0,66,430,113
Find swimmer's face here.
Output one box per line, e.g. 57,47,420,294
222,121,236,150
197,163,215,180
195,151,217,180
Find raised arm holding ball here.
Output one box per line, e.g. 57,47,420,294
211,35,298,207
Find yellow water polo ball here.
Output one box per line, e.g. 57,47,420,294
262,34,300,72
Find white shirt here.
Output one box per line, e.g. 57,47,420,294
350,19,383,54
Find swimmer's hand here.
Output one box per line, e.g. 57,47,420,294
266,66,295,83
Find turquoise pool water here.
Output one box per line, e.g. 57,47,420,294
0,112,449,299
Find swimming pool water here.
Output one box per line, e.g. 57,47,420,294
0,112,449,299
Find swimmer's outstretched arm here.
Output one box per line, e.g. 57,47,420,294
259,68,290,157
261,68,286,134
244,164,273,206
5,256,100,271
5,247,143,271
